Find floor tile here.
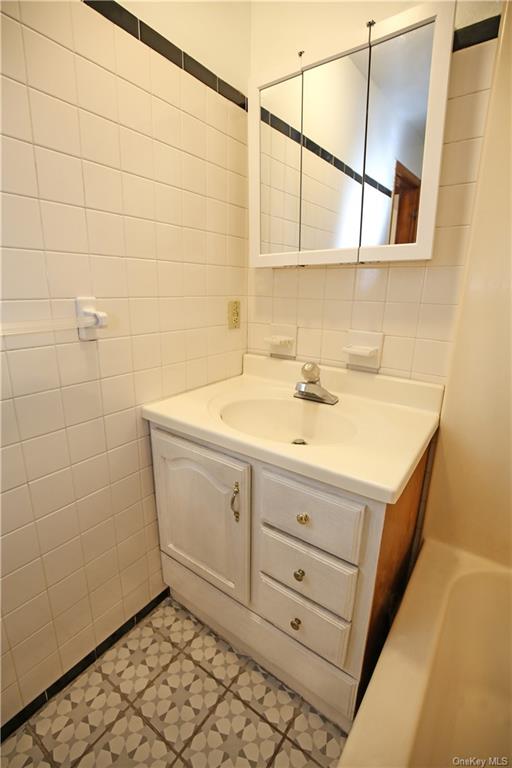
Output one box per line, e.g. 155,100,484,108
97,622,178,700
4,597,347,768
75,708,178,767
30,667,128,767
271,739,319,767
230,659,300,731
182,691,283,767
138,653,224,752
188,628,246,685
287,702,346,768
0,728,52,767
142,598,202,648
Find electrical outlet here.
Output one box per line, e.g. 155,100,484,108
228,300,240,329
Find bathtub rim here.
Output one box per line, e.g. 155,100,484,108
339,537,511,768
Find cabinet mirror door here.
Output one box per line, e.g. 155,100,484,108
260,75,302,258
300,48,368,264
360,21,436,255
251,4,454,267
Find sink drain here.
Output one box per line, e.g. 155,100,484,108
291,438,308,445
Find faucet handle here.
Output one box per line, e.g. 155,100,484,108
301,361,320,383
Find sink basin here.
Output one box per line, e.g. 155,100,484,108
143,353,443,502
219,397,356,445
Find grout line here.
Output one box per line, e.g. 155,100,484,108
84,0,247,112
25,721,57,768
265,722,294,768
0,589,170,742
0,72,249,147
68,697,134,768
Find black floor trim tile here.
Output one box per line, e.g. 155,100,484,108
453,15,501,52
95,617,136,659
135,587,171,623
140,21,183,68
46,651,96,701
84,0,139,39
0,694,47,742
0,588,171,742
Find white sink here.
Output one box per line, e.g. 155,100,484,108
142,354,444,503
220,397,356,445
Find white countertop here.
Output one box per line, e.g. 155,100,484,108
142,355,443,504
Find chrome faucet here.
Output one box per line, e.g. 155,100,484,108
294,362,339,406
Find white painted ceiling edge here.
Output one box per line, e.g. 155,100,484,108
424,3,511,567
120,1,503,94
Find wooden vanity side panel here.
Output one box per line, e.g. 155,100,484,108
357,450,428,706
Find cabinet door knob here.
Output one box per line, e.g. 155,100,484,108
293,568,305,582
230,481,240,522
290,617,302,631
296,513,310,525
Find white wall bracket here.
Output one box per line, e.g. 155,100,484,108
265,324,297,358
75,297,108,341
343,330,383,372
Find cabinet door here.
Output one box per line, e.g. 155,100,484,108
151,429,251,604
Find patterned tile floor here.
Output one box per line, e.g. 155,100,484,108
2,598,347,767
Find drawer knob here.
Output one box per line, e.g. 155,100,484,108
293,568,305,582
290,617,302,631
296,513,310,525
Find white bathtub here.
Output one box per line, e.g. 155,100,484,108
340,539,512,768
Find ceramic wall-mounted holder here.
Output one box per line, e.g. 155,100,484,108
343,330,384,371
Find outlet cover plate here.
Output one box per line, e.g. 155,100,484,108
228,300,240,329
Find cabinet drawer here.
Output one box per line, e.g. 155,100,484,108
254,573,351,668
260,526,358,621
260,469,365,564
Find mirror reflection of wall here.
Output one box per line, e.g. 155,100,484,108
361,22,434,247
300,49,368,252
260,75,302,254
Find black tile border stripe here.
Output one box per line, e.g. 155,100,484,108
83,0,247,110
184,52,218,91
261,106,392,197
453,15,501,52
139,20,183,68
0,587,171,743
218,79,247,110
82,2,500,117
85,0,138,39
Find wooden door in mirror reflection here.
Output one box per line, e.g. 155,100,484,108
390,160,421,243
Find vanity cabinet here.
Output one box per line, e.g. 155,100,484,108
151,425,429,731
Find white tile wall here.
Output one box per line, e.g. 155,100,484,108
248,39,497,384
0,0,247,724
0,2,498,725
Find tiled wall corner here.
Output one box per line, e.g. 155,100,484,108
0,0,248,724
248,38,497,385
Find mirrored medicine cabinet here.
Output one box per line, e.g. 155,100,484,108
248,2,455,267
